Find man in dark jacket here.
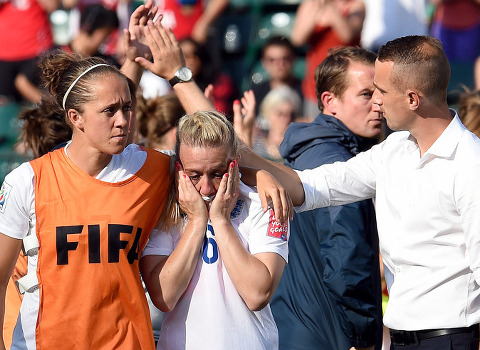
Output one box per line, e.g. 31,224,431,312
270,46,384,350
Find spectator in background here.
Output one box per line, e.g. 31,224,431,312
139,0,229,99
60,3,120,65
138,36,237,114
360,0,428,53
253,86,302,163
291,0,365,121
270,46,383,350
0,0,59,104
154,0,228,44
458,88,480,138
429,0,480,102
61,0,128,60
476,57,480,90
251,36,303,115
180,37,236,116
429,0,480,64
135,93,185,152
233,90,257,149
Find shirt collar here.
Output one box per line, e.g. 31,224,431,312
424,110,464,159
404,109,465,168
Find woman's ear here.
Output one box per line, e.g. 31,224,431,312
67,109,84,130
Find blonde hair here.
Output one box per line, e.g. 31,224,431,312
458,88,480,138
175,110,242,157
158,110,243,231
258,85,301,130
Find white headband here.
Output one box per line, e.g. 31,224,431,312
62,63,109,110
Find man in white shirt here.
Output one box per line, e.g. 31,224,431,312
243,35,480,349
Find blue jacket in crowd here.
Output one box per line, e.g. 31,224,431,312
270,113,383,349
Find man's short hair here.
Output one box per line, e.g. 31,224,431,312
377,35,450,102
261,36,296,58
315,46,376,111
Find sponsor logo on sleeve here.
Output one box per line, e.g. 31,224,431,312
0,182,12,213
267,208,288,241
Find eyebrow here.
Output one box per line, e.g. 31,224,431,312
373,82,386,93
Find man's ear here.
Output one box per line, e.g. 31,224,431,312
67,109,84,130
320,91,337,115
407,90,420,110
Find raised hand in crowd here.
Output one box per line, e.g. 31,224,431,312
233,89,256,148
121,0,159,85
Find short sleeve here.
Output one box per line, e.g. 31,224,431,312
142,227,178,257
247,202,289,263
0,162,34,239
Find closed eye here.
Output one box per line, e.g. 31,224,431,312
187,174,200,184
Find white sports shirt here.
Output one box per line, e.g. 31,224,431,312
142,181,289,350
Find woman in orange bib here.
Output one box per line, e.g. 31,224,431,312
0,19,173,350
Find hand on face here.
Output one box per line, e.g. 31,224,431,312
175,162,209,223
209,160,240,223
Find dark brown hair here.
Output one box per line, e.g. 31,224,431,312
377,35,450,101
315,46,376,111
39,49,126,117
18,96,72,158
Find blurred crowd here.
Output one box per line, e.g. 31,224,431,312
1,0,480,165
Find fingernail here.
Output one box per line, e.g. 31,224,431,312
234,100,240,105
175,161,181,170
183,174,187,178
224,173,229,178
230,162,234,168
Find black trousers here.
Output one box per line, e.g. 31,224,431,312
391,330,479,350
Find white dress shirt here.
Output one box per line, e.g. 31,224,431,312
296,114,480,331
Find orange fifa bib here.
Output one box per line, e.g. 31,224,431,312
29,148,170,350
